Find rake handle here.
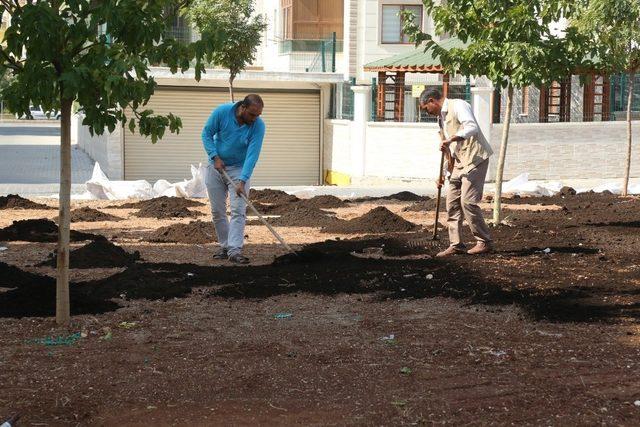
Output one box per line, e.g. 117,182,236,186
432,149,445,240
219,168,295,254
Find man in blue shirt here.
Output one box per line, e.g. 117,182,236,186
202,94,266,264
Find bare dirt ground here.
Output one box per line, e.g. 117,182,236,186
1,192,640,425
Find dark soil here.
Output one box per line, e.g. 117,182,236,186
250,189,299,204
349,191,428,203
402,197,445,212
322,207,419,234
110,196,205,209
558,186,577,196
147,220,217,244
57,207,124,222
39,237,140,269
133,204,204,219
0,219,97,242
0,194,54,210
296,195,348,209
248,205,338,227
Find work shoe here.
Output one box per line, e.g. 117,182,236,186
212,248,228,260
436,245,467,257
228,253,250,264
467,241,493,255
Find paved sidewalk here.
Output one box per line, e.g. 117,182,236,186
0,124,94,196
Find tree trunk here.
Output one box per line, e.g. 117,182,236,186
493,84,513,224
622,71,635,196
56,98,73,325
229,74,235,102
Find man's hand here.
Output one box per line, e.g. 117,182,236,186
440,138,452,152
235,180,247,197
435,176,445,189
213,156,225,172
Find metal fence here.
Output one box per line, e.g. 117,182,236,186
279,32,342,73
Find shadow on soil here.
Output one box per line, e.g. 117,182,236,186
1,237,637,324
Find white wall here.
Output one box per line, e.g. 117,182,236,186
76,114,123,179
324,119,442,184
489,121,640,181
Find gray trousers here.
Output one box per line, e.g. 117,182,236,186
205,165,251,256
446,159,492,247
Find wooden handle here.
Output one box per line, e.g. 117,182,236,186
219,169,295,254
432,150,445,240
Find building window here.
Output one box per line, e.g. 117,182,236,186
381,4,422,44
281,0,292,39
539,78,571,122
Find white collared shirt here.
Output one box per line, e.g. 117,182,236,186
439,98,479,141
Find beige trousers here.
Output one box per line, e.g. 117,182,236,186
446,159,492,247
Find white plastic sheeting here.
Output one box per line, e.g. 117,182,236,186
83,162,208,200
500,173,640,196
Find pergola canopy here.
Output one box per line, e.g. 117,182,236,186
363,38,468,73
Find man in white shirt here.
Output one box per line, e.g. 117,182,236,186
420,88,494,256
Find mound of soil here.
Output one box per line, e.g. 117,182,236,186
349,191,427,203
558,186,577,196
402,197,444,212
133,204,204,219
57,207,123,222
0,219,97,242
110,196,205,209
0,194,54,210
147,220,217,244
296,195,348,209
322,207,418,234
39,237,140,268
248,206,339,227
250,189,299,204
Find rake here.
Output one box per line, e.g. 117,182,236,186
408,131,450,249
220,168,296,255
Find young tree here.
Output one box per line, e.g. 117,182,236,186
0,1,221,325
573,0,640,196
186,0,266,101
405,0,586,223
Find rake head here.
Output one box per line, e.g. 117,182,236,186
407,235,447,248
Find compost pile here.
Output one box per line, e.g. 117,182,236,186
248,206,339,227
57,207,124,222
322,207,419,234
0,219,96,242
349,191,427,203
0,194,54,210
402,197,443,212
250,189,299,204
111,196,205,209
147,220,217,244
40,236,140,268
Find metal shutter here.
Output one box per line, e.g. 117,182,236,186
123,86,321,186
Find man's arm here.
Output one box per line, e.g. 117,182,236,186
454,100,479,140
239,120,266,183
201,109,220,161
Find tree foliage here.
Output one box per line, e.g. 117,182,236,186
185,0,266,100
0,0,222,142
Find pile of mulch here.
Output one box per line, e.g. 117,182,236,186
56,207,124,222
349,191,427,203
250,189,299,204
0,219,97,242
558,186,577,196
147,221,217,244
321,207,418,234
39,236,140,269
402,197,444,212
249,195,348,215
131,199,205,219
248,206,339,227
109,196,205,209
0,194,54,210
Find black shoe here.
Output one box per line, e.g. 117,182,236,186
228,253,250,264
213,248,228,259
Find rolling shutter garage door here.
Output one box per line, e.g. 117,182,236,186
124,87,321,186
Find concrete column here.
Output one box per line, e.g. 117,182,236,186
472,86,493,145
350,85,371,177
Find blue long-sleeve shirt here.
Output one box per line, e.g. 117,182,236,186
201,102,266,182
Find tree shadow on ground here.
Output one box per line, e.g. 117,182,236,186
1,238,638,323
